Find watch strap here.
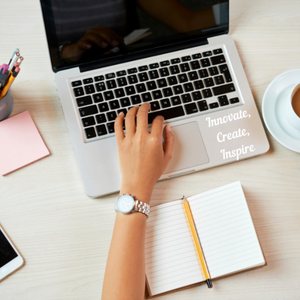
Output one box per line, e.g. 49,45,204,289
133,200,150,218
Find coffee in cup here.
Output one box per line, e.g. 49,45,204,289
285,83,300,131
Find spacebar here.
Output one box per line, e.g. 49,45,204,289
148,106,185,124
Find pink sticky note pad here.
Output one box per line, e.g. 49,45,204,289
0,111,50,176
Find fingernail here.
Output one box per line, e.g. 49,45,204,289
84,43,92,49
112,40,119,46
167,125,172,132
101,42,108,47
118,112,124,116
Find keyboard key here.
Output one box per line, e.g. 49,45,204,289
192,53,202,59
197,100,208,111
180,63,190,72
160,60,170,66
83,78,93,84
120,97,131,107
104,91,114,100
171,96,181,106
79,105,98,117
131,95,142,105
188,71,198,81
181,94,192,103
85,127,96,139
181,56,191,62
173,85,184,94
214,75,225,85
209,102,219,109
127,68,137,74
169,65,180,75
230,97,240,104
115,88,125,98
157,78,168,88
96,82,106,91
190,61,200,70
202,89,213,98
183,83,194,92
219,64,229,73
107,111,117,121
139,65,148,71
96,124,107,136
125,86,136,95
219,64,232,82
159,67,169,77
185,103,198,114
73,87,84,97
136,83,146,93
138,72,149,82
72,80,82,87
117,77,128,87
194,80,204,90
128,74,138,84
148,106,185,124
98,102,109,112
203,51,212,57
93,93,104,103
160,98,171,108
218,95,229,106
213,48,223,55
149,63,159,69
208,67,219,76
76,95,93,107
106,122,115,133
146,81,157,90
105,73,115,79
152,90,163,100
191,91,202,101
84,84,95,94
94,75,104,82
82,116,95,127
167,76,178,86
117,108,127,116
150,101,160,111
96,114,107,124
204,78,214,87
106,80,117,89
141,92,152,102
109,100,120,110
171,58,180,64
178,74,188,83
149,70,159,79
211,55,226,65
200,58,211,67
162,87,173,97
212,83,235,96
198,69,209,78
117,70,126,76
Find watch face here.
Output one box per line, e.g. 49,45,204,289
117,195,135,213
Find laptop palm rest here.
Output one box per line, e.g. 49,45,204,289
164,122,209,174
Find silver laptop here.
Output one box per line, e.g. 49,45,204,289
40,0,269,197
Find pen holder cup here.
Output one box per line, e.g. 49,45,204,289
0,89,14,122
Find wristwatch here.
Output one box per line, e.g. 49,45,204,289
115,194,150,218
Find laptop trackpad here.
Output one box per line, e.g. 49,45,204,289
164,122,209,174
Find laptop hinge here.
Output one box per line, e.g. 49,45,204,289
79,38,209,73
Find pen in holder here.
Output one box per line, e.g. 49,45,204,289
0,88,14,122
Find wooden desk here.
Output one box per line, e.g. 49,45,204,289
1,0,300,299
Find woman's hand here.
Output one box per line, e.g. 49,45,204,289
115,103,174,204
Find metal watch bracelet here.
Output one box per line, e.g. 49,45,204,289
134,200,150,218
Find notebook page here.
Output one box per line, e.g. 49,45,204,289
145,200,205,296
188,181,265,279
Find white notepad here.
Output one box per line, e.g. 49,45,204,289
145,182,265,297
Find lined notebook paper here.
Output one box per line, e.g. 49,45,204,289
145,182,265,297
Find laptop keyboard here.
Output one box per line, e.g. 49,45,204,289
71,48,240,141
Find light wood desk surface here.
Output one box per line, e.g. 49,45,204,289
1,0,300,299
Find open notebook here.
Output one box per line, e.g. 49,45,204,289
145,182,266,297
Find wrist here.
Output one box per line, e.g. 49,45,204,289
120,184,153,205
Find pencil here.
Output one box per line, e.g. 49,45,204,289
182,196,213,288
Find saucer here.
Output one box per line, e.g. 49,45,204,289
262,69,300,153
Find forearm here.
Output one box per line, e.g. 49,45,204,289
102,212,147,300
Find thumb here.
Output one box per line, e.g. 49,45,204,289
163,125,175,162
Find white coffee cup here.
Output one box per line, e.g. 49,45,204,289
284,83,300,131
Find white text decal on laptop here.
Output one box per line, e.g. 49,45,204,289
205,110,256,161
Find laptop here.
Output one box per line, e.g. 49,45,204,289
40,0,269,197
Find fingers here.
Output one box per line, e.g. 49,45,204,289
151,115,164,139
136,103,150,133
115,112,125,143
163,125,175,161
125,106,139,137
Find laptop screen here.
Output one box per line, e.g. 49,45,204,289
41,0,229,72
